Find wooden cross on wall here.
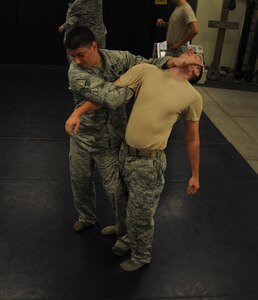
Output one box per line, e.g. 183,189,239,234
207,0,239,80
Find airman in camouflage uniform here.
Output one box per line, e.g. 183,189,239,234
58,0,107,48
64,26,172,239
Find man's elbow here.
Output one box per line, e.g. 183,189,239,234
193,27,199,35
191,27,199,36
194,22,199,34
189,22,199,35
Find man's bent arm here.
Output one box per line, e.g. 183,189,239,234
69,70,134,109
171,21,199,50
65,101,102,136
68,55,190,110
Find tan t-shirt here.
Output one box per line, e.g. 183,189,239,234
119,64,202,150
166,2,197,46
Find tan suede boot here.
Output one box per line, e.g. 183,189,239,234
120,259,146,272
101,225,116,236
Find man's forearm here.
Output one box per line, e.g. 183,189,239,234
74,101,102,116
178,30,198,47
185,139,200,178
65,101,102,136
79,83,134,109
184,120,201,194
179,22,199,47
147,56,172,69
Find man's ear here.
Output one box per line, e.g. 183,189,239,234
92,41,98,51
192,67,200,77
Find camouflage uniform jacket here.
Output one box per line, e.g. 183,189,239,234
64,0,107,42
68,49,171,148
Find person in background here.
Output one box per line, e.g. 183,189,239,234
58,0,107,62
156,0,199,57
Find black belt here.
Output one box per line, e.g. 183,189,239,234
124,143,163,158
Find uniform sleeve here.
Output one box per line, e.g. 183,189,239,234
65,3,78,28
69,67,134,109
146,56,172,69
182,94,203,121
115,50,147,71
116,50,171,71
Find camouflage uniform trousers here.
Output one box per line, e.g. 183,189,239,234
121,150,167,264
64,0,107,49
69,134,127,238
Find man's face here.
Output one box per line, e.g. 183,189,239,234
181,49,203,65
67,42,98,69
180,49,203,75
180,49,200,62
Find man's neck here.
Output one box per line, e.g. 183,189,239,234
95,53,102,68
167,67,189,81
177,0,187,7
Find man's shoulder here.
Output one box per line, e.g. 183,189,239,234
100,49,132,61
68,62,92,85
183,3,196,15
68,62,88,76
140,64,160,74
183,2,194,10
191,86,202,103
184,81,202,100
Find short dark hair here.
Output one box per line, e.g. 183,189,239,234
188,66,203,84
64,26,96,50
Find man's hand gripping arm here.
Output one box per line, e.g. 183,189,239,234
65,101,102,136
65,78,126,136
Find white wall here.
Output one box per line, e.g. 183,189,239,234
192,0,247,69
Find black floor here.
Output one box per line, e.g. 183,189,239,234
1,64,258,300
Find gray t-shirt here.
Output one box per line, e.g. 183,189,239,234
166,2,197,46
